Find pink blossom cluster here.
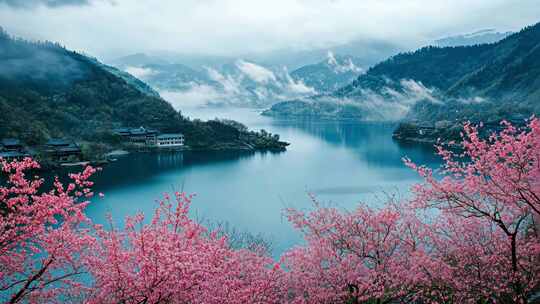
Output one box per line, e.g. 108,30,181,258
0,160,283,303
1,118,539,303
282,118,540,303
0,158,97,303
85,193,284,304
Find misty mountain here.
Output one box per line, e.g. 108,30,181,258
109,53,170,68
113,52,368,108
290,52,363,93
116,38,403,71
127,63,214,91
434,29,513,47
119,52,238,71
264,22,540,124
0,29,286,150
106,37,403,108
113,57,318,108
0,33,180,143
108,53,218,92
242,38,403,71
199,60,316,106
100,64,160,97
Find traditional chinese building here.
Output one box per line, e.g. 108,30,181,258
114,127,158,146
43,139,82,162
0,151,28,161
1,138,23,151
0,138,33,160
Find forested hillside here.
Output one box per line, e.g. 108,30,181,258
434,29,512,47
0,29,286,150
340,22,540,122
290,54,363,93
266,22,540,126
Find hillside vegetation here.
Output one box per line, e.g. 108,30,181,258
290,53,363,93
0,29,287,150
265,22,540,127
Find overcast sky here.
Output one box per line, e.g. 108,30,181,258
1,0,539,60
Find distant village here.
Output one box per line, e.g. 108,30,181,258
112,127,185,148
0,127,185,163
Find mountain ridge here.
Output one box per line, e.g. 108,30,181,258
290,53,363,93
264,22,540,125
434,29,513,47
0,29,287,151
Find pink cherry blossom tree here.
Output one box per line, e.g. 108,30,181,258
282,118,540,304
419,211,540,303
1,158,284,303
405,118,540,303
281,201,433,304
84,192,285,304
0,158,98,303
1,117,538,303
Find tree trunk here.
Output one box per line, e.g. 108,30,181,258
510,233,527,303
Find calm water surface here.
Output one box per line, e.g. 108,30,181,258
86,107,441,256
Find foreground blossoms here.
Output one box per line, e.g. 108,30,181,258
0,159,283,304
0,159,97,303
1,118,539,303
282,119,540,304
86,194,283,304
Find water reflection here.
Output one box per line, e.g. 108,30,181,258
270,118,441,168
85,107,442,257
92,150,283,191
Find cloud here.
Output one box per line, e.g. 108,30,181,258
326,51,339,66
367,79,442,120
159,85,223,109
398,79,441,105
0,0,92,8
282,68,317,95
1,0,539,59
235,60,277,84
326,51,363,74
285,79,317,95
314,79,442,121
124,66,157,80
458,96,487,104
206,67,242,95
155,62,317,108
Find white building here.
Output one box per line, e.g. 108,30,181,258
156,133,185,148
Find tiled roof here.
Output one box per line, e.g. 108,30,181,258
115,127,158,136
157,133,184,139
46,139,70,146
0,151,26,158
113,128,131,133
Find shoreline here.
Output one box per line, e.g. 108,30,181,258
21,143,290,172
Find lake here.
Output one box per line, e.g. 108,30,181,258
86,107,442,256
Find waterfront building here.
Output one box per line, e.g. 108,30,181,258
44,139,82,162
114,127,158,146
1,138,23,151
156,133,185,148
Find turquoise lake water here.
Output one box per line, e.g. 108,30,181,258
85,107,441,256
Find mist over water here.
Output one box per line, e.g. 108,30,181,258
86,107,441,256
